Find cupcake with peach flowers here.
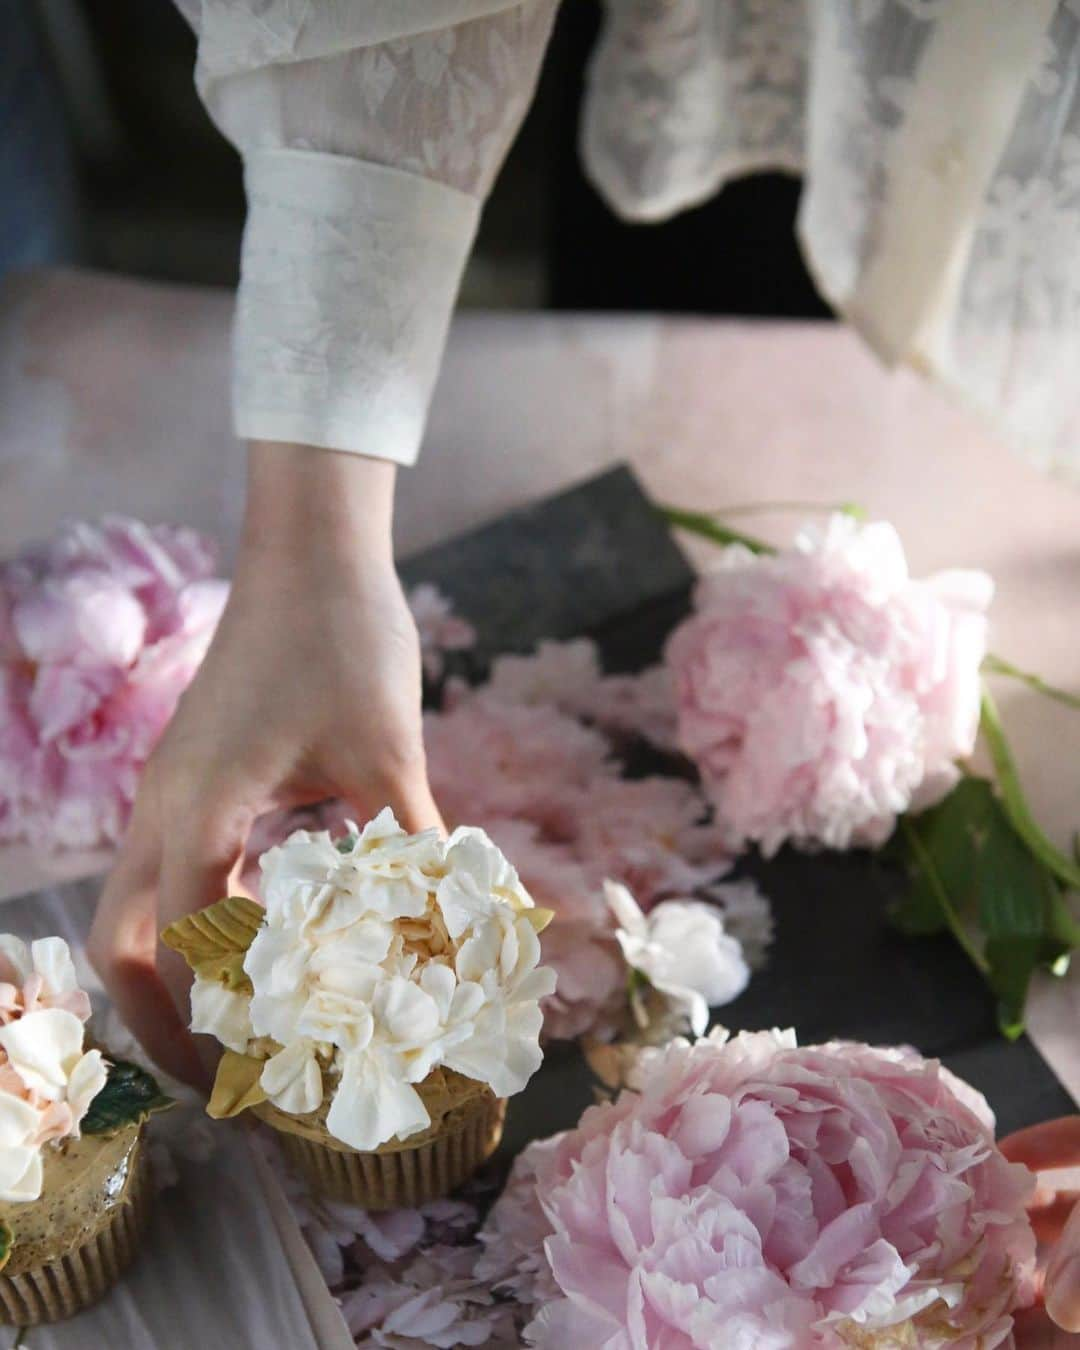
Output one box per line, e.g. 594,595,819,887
0,935,172,1324
164,809,555,1210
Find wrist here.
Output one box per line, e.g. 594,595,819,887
242,440,397,569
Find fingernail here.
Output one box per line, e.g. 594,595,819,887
1046,1255,1080,1331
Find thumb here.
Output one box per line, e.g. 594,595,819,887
1046,1198,1080,1331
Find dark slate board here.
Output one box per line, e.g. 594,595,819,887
399,466,694,673
404,465,1073,1146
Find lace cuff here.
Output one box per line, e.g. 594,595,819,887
233,149,481,463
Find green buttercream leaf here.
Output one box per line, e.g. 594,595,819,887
160,896,265,993
82,1060,174,1137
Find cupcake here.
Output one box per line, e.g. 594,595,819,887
164,809,555,1210
0,935,172,1324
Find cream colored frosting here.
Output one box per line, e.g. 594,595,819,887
0,936,106,1204
192,809,555,1152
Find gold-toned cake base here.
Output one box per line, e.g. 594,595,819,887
0,1146,152,1326
273,1092,506,1210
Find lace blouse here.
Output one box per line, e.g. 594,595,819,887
174,1,1080,475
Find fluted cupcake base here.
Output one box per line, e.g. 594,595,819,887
0,1147,152,1326
274,1092,507,1210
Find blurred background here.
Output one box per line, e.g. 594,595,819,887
3,0,832,318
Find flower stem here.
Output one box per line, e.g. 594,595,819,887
982,654,1080,712
660,507,774,554
698,500,865,521
899,817,990,975
979,685,1080,893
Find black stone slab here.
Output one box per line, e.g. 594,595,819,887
399,466,695,672
400,464,1073,1141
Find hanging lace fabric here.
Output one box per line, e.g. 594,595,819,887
178,0,1080,474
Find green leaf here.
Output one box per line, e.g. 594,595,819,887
979,687,1080,895
335,834,358,854
82,1061,174,1137
0,1221,13,1274
894,776,1076,1038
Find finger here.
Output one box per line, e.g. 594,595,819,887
88,800,205,1086
390,775,446,836
1011,1304,1078,1348
1032,1194,1080,1245
1046,1199,1080,1331
343,751,446,836
1003,1119,1080,1171
157,795,255,1024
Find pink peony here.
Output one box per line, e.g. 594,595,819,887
574,775,731,906
481,1029,1036,1349
666,515,993,854
424,693,617,843
0,517,227,849
486,639,679,751
408,584,476,682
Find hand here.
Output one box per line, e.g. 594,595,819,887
88,442,443,1083
1003,1118,1080,1342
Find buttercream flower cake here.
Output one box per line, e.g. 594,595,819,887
0,934,171,1324
164,809,556,1209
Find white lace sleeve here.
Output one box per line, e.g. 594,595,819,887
177,1,558,463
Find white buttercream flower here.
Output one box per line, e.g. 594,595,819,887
190,979,253,1055
0,1092,46,1203
261,1041,323,1116
0,934,92,1022
606,882,750,1036
0,934,107,1203
0,1008,88,1101
327,1047,432,1151
205,813,555,1151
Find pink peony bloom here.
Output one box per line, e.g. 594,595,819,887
408,584,476,681
573,775,731,906
481,1030,1036,1350
586,664,680,753
0,517,227,849
486,639,602,712
424,694,616,843
666,515,993,854
486,639,679,751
